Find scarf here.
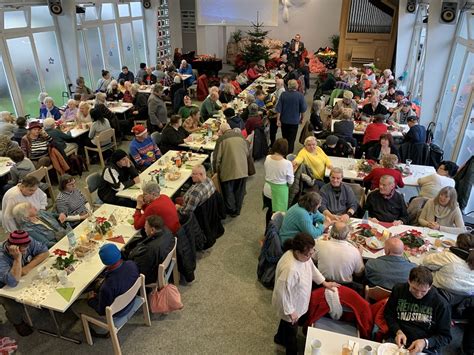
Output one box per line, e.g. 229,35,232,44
433,203,456,221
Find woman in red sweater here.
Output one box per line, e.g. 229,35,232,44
362,114,388,145
364,154,404,190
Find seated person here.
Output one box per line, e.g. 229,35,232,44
71,244,139,337
279,192,330,244
404,116,427,144
12,202,68,248
178,59,194,86
106,80,124,102
77,102,92,124
246,62,261,82
56,175,90,227
240,94,256,122
293,136,333,181
129,124,161,170
43,117,78,157
332,90,357,120
361,95,388,119
178,95,198,119
384,84,397,102
123,215,174,285
200,91,221,122
182,107,202,133
39,96,61,120
363,154,404,190
366,133,400,162
254,89,266,108
20,121,52,168
0,230,49,336
224,108,244,131
142,67,157,85
365,238,416,290
133,181,180,234
177,165,216,215
0,134,18,157
390,101,415,124
12,116,27,145
321,135,353,158
5,149,37,193
219,83,235,104
417,160,457,199
309,100,324,132
75,76,95,101
313,222,364,283
422,232,473,302
98,149,140,208
384,266,452,354
160,115,190,154
319,168,358,222
244,103,263,135
88,108,111,147
118,65,135,83
362,114,388,145
418,187,466,234
60,99,78,122
136,63,147,84
365,175,408,225
0,111,16,139
333,108,356,145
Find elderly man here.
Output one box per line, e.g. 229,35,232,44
133,181,180,234
365,238,416,290
313,222,364,283
365,175,408,225
212,123,249,217
384,266,452,354
319,168,358,222
148,84,167,132
404,116,426,144
361,95,389,118
177,165,216,215
390,101,415,124
2,176,47,232
200,91,221,122
276,79,307,153
332,90,358,120
129,124,161,170
0,230,49,335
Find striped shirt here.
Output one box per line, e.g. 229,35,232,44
30,137,50,160
56,189,89,217
180,178,216,215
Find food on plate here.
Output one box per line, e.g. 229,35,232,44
441,239,455,248
366,237,384,250
166,172,181,181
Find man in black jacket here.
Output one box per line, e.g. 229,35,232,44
404,116,427,144
384,266,452,354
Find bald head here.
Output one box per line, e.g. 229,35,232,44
329,222,350,240
384,238,404,256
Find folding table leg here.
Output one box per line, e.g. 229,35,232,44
37,309,82,344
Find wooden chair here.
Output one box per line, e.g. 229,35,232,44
81,274,151,355
26,166,55,204
346,182,366,210
84,128,117,169
145,237,179,290
364,285,391,302
84,172,103,210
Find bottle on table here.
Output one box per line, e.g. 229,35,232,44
362,210,369,225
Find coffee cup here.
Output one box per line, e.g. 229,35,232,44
311,339,321,355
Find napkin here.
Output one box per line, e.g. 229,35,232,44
56,287,75,302
107,236,125,244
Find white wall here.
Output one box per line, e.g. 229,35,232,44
168,0,183,54
395,0,417,77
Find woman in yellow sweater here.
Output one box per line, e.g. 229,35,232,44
293,136,333,181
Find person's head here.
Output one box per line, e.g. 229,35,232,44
210,91,219,101
373,114,386,124
130,83,140,96
180,59,188,69
219,122,231,135
122,66,129,74
140,62,147,70
287,79,298,91
183,95,192,107
101,69,110,79
294,33,301,42
7,230,32,254
145,67,152,75
282,232,315,262
44,97,55,109
27,121,42,138
370,95,379,106
329,222,350,240
73,93,82,101
173,75,182,84
191,165,207,183
223,107,235,119
95,92,106,104
245,94,255,105
7,148,25,164
124,81,132,90
311,100,323,116
223,83,235,95
142,181,161,204
394,90,405,102
271,138,288,157
89,108,104,123
209,86,219,95
16,116,26,128
110,149,129,167
248,103,259,116
254,89,264,101
221,75,229,84
79,101,91,116
275,78,284,89
379,133,394,148
384,237,405,256
118,78,125,86
329,167,344,187
153,83,164,96
406,116,418,127
304,136,318,153
401,101,412,113
58,174,77,193
435,186,458,209
383,69,392,78
99,243,122,266
43,117,56,130
66,99,77,110
189,107,200,121
38,91,49,104
456,233,474,270
12,202,37,225
341,108,354,121
298,192,322,213
144,215,163,238
0,111,13,123
381,154,398,169
131,124,148,142
387,85,396,95
108,79,118,92
325,135,339,149
408,266,433,299
379,175,396,196
334,68,342,78
76,77,85,87
343,90,354,104
437,161,458,177
170,115,182,128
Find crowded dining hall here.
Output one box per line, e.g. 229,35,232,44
0,0,473,354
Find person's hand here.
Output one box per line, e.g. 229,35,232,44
133,176,140,184
339,214,350,222
289,312,299,325
428,222,440,230
276,119,281,127
58,213,67,223
407,339,426,354
369,217,379,224
395,330,407,348
136,195,144,209
393,220,403,226
7,245,21,260
80,212,90,220
322,281,340,292
133,110,138,115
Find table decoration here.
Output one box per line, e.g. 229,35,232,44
356,159,377,177
52,253,77,271
56,287,75,302
107,235,125,244
396,229,431,256
94,216,113,239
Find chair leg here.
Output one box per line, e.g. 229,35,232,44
80,316,94,346
98,150,105,169
110,330,122,355
172,262,180,287
142,300,151,326
85,149,91,169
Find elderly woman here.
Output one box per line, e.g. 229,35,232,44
364,153,404,190
366,133,400,162
96,70,111,93
219,83,235,104
122,81,134,103
43,118,77,157
106,80,124,102
0,134,19,157
182,107,201,133
39,97,61,120
178,95,198,119
279,192,330,243
333,108,356,146
12,202,69,248
240,94,256,122
56,175,90,227
75,76,94,101
245,103,263,135
160,115,190,154
273,232,339,353
76,101,92,124
309,100,324,132
378,68,394,85
263,138,294,225
293,136,332,182
0,111,16,138
422,232,474,302
61,99,79,122
418,187,466,234
178,59,194,86
20,121,52,168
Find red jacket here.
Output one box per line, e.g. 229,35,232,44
363,167,405,190
363,123,387,145
133,195,180,234
305,286,374,339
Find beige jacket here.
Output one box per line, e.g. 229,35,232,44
212,130,249,182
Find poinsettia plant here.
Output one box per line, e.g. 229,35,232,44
400,230,425,248
52,253,76,270
356,159,377,174
95,217,112,235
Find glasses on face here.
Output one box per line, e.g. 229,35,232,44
66,180,76,186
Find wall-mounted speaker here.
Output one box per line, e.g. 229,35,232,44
440,2,458,24
142,0,152,9
406,0,417,13
48,0,63,15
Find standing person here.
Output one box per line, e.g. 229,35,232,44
212,123,249,217
272,232,338,354
263,138,294,225
136,63,147,84
289,34,305,68
276,79,307,153
147,84,167,132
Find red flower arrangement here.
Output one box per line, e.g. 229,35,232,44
53,249,68,256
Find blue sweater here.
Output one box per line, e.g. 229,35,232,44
279,204,325,243
275,91,307,125
39,106,61,120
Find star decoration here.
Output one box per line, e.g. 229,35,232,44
48,57,54,64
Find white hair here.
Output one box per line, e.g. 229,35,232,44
142,181,161,195
0,111,11,122
44,96,54,104
12,202,32,224
287,79,298,91
67,99,77,107
95,92,106,104
304,136,317,146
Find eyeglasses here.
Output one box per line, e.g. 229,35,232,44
66,180,76,186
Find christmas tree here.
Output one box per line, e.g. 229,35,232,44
241,12,270,65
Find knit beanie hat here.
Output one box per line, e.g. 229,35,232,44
8,230,31,245
99,244,121,266
325,135,339,147
110,149,128,164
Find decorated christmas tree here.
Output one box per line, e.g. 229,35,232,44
241,12,270,65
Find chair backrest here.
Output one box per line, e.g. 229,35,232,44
346,182,366,209
107,274,143,317
97,128,116,145
271,212,286,232
157,237,178,289
364,285,391,302
26,166,47,182
86,172,102,194
151,131,162,146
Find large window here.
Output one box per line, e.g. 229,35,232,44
0,55,15,115
84,28,105,87
120,23,136,70
102,24,121,78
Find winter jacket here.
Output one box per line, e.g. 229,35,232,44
176,213,202,282
193,191,225,250
98,163,139,204
160,124,190,154
455,156,474,211
212,130,249,182
252,125,268,161
288,163,316,208
19,210,70,248
7,158,36,185
257,220,283,289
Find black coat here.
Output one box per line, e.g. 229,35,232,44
98,163,139,203
176,213,204,282
132,93,149,119
193,191,225,250
257,220,283,289
366,144,400,161
160,124,190,153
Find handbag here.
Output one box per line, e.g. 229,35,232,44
148,284,183,314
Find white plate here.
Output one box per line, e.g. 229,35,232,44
377,343,406,355
366,236,384,250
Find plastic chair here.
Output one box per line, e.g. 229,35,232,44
26,166,55,204
84,172,103,210
151,131,162,147
346,182,366,210
145,237,179,289
80,274,151,355
364,285,391,302
84,128,117,169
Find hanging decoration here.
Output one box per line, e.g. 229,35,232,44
127,45,131,51
48,57,55,65
109,50,113,57
280,0,310,23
